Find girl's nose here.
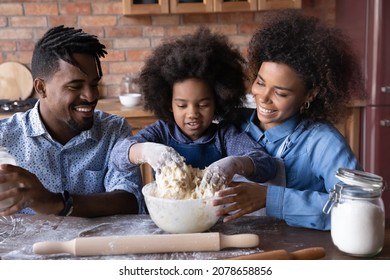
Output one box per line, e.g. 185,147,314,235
187,105,200,118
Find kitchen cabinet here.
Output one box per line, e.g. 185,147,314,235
336,0,390,218
258,0,301,10
170,0,213,14
123,0,169,15
333,99,365,162
214,0,257,13
122,0,301,15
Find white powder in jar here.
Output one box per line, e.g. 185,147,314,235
331,198,385,256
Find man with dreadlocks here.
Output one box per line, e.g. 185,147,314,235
0,26,144,217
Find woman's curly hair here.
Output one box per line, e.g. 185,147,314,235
137,26,247,123
247,9,365,124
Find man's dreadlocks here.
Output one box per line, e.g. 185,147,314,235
31,25,107,80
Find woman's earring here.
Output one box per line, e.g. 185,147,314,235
304,101,310,110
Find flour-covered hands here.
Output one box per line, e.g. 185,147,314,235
199,156,255,192
132,142,185,173
213,181,267,223
0,164,61,216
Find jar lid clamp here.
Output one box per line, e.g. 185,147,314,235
322,187,339,214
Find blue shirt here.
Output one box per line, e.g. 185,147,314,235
240,109,361,230
0,102,144,214
112,120,276,183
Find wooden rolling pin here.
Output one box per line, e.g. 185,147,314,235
225,247,326,260
33,233,259,256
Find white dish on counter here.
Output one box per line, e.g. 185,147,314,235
119,93,141,107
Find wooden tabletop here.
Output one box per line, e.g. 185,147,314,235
0,214,388,260
96,98,153,119
0,98,154,120
1,98,363,120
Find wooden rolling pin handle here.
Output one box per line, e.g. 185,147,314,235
225,247,326,260
220,233,260,249
33,240,76,255
290,247,326,260
33,233,260,256
227,249,290,260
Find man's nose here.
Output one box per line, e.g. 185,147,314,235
81,86,99,102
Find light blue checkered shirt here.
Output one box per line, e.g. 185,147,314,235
0,101,144,214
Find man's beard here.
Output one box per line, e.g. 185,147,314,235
68,116,94,132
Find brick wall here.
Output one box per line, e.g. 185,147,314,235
0,0,335,98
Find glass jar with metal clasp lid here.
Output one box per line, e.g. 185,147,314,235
120,74,139,95
323,168,385,257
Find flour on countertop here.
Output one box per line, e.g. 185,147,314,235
0,214,263,260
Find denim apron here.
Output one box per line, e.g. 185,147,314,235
264,136,288,187
169,138,222,169
232,136,288,216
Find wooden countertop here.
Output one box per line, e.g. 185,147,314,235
1,214,389,260
1,98,365,121
0,98,154,120
96,98,154,118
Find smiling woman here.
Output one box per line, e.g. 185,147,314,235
252,61,314,131
213,9,365,231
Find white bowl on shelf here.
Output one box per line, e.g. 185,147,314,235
119,93,141,107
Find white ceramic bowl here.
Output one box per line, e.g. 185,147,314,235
142,182,222,234
119,93,141,107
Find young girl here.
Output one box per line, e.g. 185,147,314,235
111,27,276,189
213,10,366,230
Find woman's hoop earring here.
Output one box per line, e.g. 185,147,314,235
304,101,310,110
